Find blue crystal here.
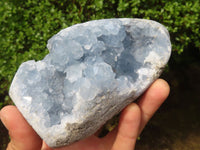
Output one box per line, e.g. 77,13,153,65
9,18,171,147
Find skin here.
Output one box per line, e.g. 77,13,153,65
0,79,170,150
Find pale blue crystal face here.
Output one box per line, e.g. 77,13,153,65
9,18,171,147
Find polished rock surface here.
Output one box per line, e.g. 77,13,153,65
9,18,171,147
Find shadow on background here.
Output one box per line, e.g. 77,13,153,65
0,119,9,150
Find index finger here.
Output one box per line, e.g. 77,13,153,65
138,78,170,134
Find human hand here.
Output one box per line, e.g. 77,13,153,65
0,79,169,150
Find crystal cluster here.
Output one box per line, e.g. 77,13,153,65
9,18,171,147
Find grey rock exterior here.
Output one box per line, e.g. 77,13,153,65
9,18,171,147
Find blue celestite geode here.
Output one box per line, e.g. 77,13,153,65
9,18,171,147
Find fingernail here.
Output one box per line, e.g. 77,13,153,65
127,103,138,111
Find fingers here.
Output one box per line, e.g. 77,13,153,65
138,79,170,134
0,105,42,150
103,79,169,150
110,103,141,150
0,79,169,150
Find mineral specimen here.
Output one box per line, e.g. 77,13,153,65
9,18,171,147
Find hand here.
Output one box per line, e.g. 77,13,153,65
0,79,169,150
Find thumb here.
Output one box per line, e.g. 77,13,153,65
0,105,42,150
